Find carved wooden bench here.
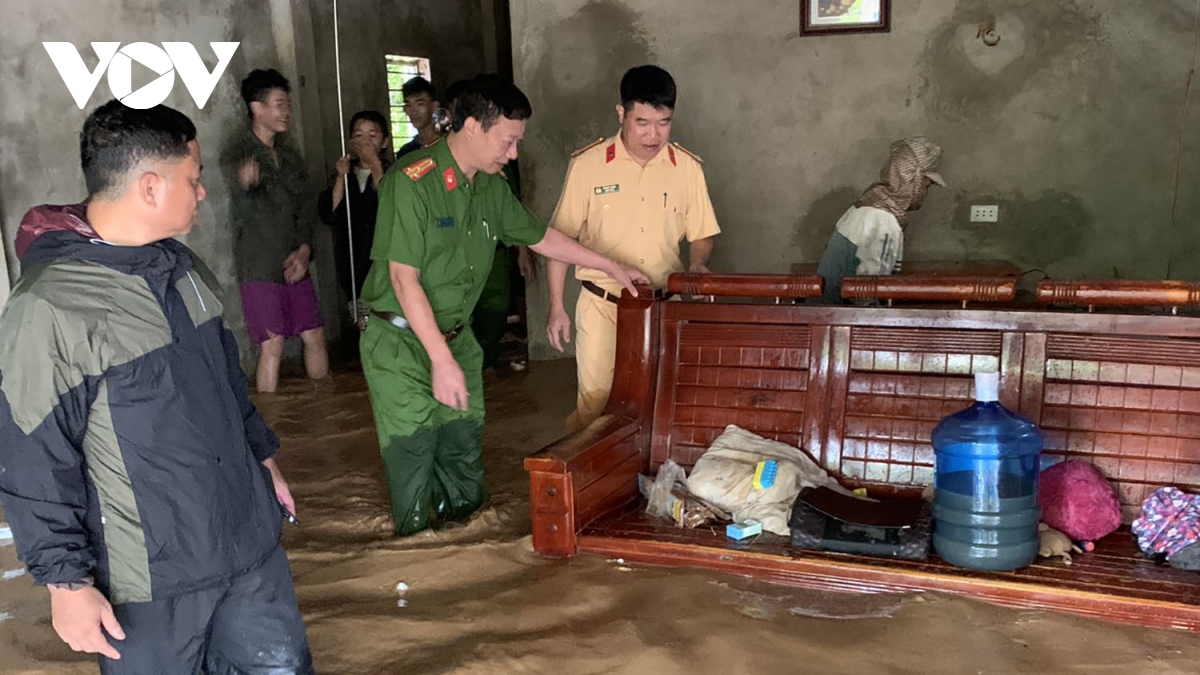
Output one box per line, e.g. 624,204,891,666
524,274,1200,632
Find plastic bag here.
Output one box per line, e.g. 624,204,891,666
641,459,726,528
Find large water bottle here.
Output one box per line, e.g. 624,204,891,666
931,371,1042,571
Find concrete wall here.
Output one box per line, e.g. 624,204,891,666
0,0,316,361
0,230,8,308
512,0,1200,360
303,0,490,349
307,0,489,204
0,0,494,364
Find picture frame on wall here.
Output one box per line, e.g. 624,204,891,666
801,0,891,36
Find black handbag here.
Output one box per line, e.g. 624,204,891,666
789,486,932,560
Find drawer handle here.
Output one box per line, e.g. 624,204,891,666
548,523,559,533
545,486,558,497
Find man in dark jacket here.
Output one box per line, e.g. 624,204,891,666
0,100,313,673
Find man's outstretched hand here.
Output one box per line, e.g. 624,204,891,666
606,264,650,297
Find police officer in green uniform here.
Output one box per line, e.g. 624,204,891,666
360,77,649,536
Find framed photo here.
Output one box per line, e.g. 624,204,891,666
801,0,891,36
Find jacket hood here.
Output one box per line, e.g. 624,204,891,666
15,203,97,261
17,202,194,291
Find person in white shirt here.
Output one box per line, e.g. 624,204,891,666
815,137,945,303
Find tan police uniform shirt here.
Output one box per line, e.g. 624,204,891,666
549,134,720,291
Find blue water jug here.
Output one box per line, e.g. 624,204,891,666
931,371,1042,571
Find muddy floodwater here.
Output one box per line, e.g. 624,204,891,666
3,362,1199,674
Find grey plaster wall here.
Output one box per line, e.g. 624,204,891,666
0,0,494,364
306,0,490,255
511,0,1200,360
307,0,489,159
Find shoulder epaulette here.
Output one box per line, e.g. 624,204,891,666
403,156,436,181
571,137,605,158
671,142,703,164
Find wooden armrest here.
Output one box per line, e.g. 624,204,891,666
525,415,645,557
666,273,824,299
1037,280,1200,307
841,275,1016,304
524,415,639,474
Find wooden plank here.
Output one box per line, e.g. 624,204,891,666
824,326,852,475
577,534,1200,632
650,318,682,470
662,302,1200,340
1001,332,1025,411
804,325,832,463
577,505,1200,627
524,416,638,474
575,451,643,528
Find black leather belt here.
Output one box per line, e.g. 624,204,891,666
581,280,672,304
370,310,465,341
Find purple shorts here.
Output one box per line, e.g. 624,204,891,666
239,278,324,345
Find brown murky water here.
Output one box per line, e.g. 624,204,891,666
3,361,1200,674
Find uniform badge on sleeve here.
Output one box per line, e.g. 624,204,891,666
403,157,436,181
594,184,620,195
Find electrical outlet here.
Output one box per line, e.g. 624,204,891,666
970,205,999,223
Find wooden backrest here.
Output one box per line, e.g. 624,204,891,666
842,275,1017,305
1038,279,1200,308
667,273,824,300
616,276,1200,521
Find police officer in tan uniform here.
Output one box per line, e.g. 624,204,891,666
546,65,721,432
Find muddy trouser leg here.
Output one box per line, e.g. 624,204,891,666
432,329,487,521
426,331,487,521
362,321,487,534
471,246,511,371
99,545,312,675
362,320,438,535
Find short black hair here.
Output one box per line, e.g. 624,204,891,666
349,110,389,138
401,76,436,101
451,74,532,132
442,79,469,113
619,65,676,111
79,99,197,198
240,68,290,118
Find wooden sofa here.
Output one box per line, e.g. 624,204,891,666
524,274,1200,632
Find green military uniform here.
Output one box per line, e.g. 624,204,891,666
360,139,547,535
472,160,522,370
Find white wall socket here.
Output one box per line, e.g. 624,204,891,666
970,205,999,223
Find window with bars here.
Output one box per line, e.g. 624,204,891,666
386,55,432,146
